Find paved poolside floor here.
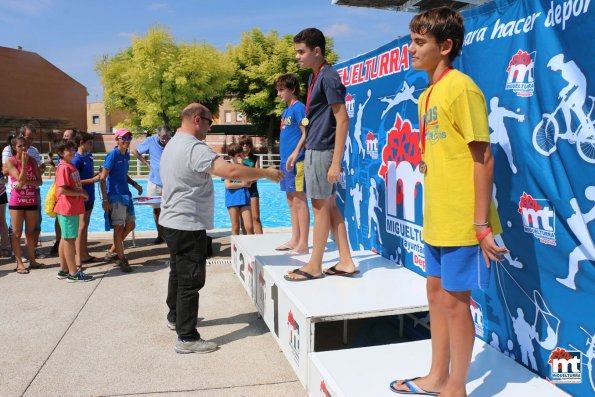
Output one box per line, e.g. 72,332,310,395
0,231,305,397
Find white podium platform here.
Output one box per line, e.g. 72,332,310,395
231,234,429,388
308,339,567,397
230,233,300,300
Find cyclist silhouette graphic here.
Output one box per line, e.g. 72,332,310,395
533,54,595,163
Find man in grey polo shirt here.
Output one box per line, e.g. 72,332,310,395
159,102,283,354
285,28,357,281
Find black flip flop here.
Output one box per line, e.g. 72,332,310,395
284,269,325,282
15,268,30,274
82,256,102,263
323,264,360,277
28,262,48,269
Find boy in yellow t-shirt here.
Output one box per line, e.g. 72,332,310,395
390,7,509,397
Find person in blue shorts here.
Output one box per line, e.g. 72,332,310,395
390,7,508,396
132,125,171,245
71,131,100,264
99,128,142,273
224,144,253,235
275,73,310,255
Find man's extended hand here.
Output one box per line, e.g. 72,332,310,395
265,167,284,183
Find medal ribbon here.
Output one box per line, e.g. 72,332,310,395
305,61,328,114
419,67,452,155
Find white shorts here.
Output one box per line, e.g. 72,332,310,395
147,181,162,208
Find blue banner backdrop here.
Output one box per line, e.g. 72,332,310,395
334,0,594,395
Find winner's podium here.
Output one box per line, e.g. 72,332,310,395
231,234,429,388
308,339,568,396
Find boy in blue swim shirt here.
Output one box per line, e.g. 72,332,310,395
275,73,310,255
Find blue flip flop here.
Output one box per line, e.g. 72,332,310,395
389,377,439,396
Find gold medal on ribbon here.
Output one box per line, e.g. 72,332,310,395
419,160,427,174
301,117,309,127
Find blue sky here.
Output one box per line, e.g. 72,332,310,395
0,0,413,101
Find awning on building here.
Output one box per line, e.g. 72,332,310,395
332,0,488,12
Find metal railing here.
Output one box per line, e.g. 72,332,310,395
43,153,150,178
43,152,281,178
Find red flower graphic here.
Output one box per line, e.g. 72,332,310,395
549,348,573,372
378,114,421,204
288,310,297,330
518,192,543,214
507,50,532,71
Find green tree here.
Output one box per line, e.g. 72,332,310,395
226,29,338,153
96,26,232,132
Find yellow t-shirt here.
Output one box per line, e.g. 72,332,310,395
419,69,502,246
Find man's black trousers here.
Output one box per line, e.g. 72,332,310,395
163,227,207,341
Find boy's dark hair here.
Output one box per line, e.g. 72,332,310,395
74,131,93,147
238,135,253,147
54,139,77,155
409,6,465,62
227,143,243,157
275,73,301,96
294,28,326,56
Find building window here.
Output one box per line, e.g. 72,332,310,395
92,115,100,124
224,111,232,123
236,112,244,122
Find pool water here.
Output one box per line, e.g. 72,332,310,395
37,179,309,233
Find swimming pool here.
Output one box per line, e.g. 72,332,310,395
36,179,308,233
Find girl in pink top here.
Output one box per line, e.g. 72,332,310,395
5,136,42,273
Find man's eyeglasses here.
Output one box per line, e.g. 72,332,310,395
200,116,213,127
119,136,132,142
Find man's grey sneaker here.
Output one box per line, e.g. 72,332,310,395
114,257,132,273
67,271,94,283
174,338,218,354
166,321,176,331
104,251,118,261
57,269,69,280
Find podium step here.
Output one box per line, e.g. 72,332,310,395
308,338,567,396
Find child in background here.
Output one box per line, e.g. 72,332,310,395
54,140,93,282
72,132,100,264
225,143,253,235
275,73,310,255
5,135,43,273
239,135,262,234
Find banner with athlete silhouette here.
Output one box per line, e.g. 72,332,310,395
335,0,593,395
